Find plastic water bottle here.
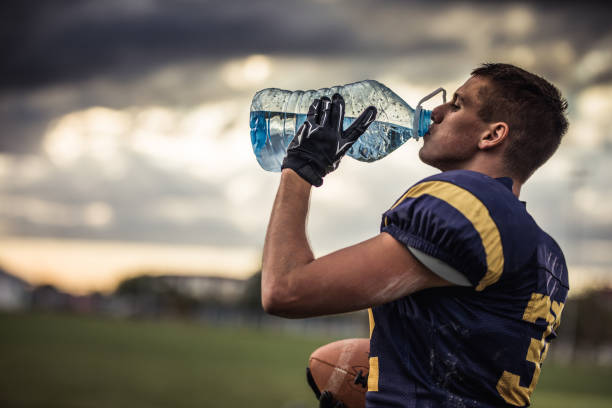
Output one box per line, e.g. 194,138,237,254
249,80,446,172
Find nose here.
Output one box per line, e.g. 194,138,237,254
431,103,448,124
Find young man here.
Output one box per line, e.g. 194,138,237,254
261,63,569,407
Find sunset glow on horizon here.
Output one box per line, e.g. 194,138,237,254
0,237,261,294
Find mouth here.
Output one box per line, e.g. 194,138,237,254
424,125,434,138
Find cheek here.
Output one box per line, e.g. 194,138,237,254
419,135,450,162
458,121,479,138
446,115,474,137
419,120,476,161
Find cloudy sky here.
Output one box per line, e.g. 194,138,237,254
1,0,611,293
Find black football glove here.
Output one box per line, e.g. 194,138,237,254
281,93,377,187
319,391,346,408
307,367,346,408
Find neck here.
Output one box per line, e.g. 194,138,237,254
511,181,522,197
442,158,523,198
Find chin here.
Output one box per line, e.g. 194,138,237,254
418,150,449,172
418,145,430,161
418,147,436,167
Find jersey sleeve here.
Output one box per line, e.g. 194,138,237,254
381,179,505,291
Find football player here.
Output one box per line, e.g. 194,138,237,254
261,63,569,407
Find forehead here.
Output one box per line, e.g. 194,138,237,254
455,76,490,105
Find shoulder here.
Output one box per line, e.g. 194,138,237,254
400,170,533,225
405,169,519,210
385,170,533,238
381,170,541,291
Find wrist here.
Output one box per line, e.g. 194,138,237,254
281,168,314,193
281,162,323,187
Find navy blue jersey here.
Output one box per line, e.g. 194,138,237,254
367,170,568,408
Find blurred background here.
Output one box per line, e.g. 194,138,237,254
1,1,611,407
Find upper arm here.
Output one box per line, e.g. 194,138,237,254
262,232,450,318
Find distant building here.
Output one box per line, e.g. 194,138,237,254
0,268,31,311
31,284,70,310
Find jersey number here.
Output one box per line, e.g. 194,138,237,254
496,293,564,406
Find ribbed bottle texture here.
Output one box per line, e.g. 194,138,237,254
250,80,432,172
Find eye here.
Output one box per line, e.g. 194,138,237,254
450,103,460,110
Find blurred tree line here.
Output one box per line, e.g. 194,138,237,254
10,261,612,355
559,287,612,349
112,270,368,334
113,270,264,317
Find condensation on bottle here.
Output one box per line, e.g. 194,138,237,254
249,80,432,172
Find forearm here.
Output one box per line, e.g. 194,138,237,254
261,169,314,311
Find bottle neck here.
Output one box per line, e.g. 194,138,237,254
417,109,432,138
413,86,446,138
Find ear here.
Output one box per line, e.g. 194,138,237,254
479,122,508,150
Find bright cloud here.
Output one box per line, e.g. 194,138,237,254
574,187,612,224
0,195,114,228
576,47,612,83
570,84,612,147
221,54,272,90
41,98,254,183
0,154,49,185
44,107,131,167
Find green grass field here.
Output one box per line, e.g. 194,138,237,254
0,312,611,408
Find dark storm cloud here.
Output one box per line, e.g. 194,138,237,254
0,0,463,91
0,101,52,153
2,0,612,92
0,0,457,155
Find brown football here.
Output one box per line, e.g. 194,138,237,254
308,338,370,408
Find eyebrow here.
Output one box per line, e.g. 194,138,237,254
453,92,467,105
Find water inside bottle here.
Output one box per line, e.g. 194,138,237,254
250,110,416,172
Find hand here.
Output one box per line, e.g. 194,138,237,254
307,367,347,408
318,391,346,408
281,93,376,187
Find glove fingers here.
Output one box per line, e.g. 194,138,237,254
319,390,333,403
319,96,332,127
330,93,345,133
344,106,377,142
331,104,374,157
307,98,321,125
319,391,334,408
292,122,309,147
318,390,346,408
306,367,322,399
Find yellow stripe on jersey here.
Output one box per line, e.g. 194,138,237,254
367,308,378,392
368,357,379,392
385,181,504,291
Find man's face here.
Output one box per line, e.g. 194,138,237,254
419,75,491,171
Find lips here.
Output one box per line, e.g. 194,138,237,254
424,124,434,137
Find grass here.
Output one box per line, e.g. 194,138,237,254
0,312,332,408
0,312,611,407
532,361,612,408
